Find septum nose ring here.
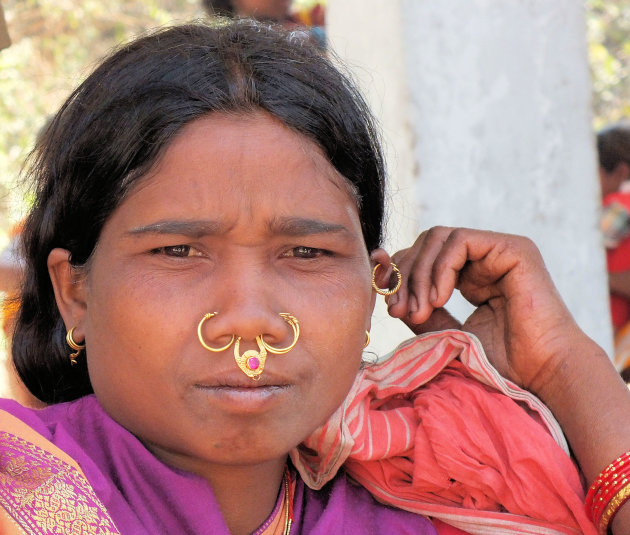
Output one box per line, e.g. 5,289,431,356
197,312,300,380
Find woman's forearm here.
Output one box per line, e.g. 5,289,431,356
533,335,630,534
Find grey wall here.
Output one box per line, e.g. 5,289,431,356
328,0,613,357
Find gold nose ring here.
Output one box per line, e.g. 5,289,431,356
234,313,300,380
259,313,300,354
197,312,236,352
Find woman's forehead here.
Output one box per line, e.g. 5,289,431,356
110,112,362,234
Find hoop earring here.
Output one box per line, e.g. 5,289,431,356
66,327,85,366
371,263,402,296
259,313,300,354
197,312,236,352
364,330,370,349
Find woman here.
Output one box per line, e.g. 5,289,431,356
597,122,630,375
1,20,629,535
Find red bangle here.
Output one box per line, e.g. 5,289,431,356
599,484,630,535
586,452,630,528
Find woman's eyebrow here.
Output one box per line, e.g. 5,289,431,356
126,220,224,238
126,217,351,238
268,217,351,237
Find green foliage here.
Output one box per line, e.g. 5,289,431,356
587,0,630,129
0,0,202,230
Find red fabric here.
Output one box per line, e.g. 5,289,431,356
432,519,470,534
345,363,588,526
293,331,595,535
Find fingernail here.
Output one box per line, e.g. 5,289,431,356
429,286,437,303
388,294,399,307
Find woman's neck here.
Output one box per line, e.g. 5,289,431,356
146,439,289,534
207,458,288,535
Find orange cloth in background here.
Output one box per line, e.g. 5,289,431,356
292,330,595,535
1,220,22,338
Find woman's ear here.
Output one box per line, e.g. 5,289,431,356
47,248,88,338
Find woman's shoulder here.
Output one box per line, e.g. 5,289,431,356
0,394,120,462
0,394,100,439
298,469,438,534
0,395,126,535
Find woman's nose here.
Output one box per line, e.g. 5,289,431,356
198,262,294,348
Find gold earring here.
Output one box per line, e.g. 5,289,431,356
259,313,300,354
197,312,236,352
66,327,85,366
371,263,402,296
363,330,370,348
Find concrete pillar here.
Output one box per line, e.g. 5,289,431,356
327,1,613,357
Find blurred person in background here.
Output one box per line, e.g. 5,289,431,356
201,0,325,48
597,121,630,377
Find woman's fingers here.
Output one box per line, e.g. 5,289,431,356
430,229,517,305
388,227,456,324
386,227,557,332
421,228,548,307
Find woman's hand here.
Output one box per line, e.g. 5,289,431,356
381,227,630,535
381,227,591,395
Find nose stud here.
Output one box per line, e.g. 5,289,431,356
197,312,300,380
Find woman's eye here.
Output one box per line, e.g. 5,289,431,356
152,245,203,258
284,246,328,259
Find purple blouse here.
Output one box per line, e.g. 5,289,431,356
0,395,437,534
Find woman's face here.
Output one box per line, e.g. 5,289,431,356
76,112,375,473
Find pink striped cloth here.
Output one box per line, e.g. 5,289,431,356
291,330,597,535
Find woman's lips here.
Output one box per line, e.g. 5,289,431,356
194,370,291,389
192,374,292,412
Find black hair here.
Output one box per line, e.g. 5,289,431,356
13,20,385,404
597,121,630,172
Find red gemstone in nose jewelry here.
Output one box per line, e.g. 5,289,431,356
234,338,267,379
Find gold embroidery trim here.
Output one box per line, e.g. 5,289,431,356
0,431,120,535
